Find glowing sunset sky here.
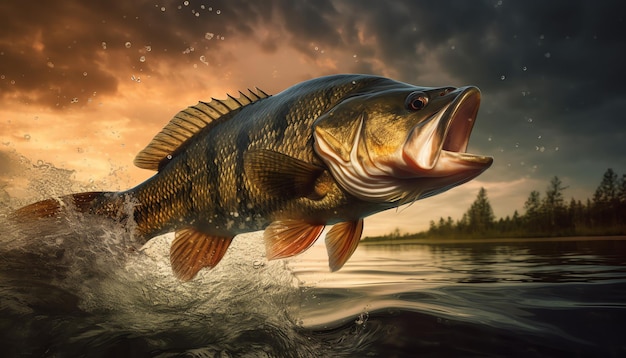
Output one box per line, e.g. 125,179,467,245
1,1,625,236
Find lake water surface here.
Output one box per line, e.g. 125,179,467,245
1,213,625,357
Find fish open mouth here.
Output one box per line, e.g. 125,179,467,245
402,86,493,177
313,83,493,204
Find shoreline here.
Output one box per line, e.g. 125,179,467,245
361,235,626,246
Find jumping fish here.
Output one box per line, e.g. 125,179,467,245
13,74,493,280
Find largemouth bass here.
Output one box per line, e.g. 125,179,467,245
13,74,493,280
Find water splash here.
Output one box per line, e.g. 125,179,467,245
0,155,334,356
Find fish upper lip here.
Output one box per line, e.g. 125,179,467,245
402,86,493,176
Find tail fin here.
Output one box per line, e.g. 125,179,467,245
11,192,128,222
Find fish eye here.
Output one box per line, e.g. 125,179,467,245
406,91,428,111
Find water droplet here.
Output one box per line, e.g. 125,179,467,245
351,80,356,85
450,45,456,50
195,12,200,17
183,1,189,6
47,61,55,68
166,154,172,159
537,135,542,139
23,134,31,140
71,97,78,103
544,52,551,58
216,9,221,14
145,45,152,52
83,72,88,76
101,41,107,49
139,56,146,62
205,32,214,40
500,75,506,80
488,136,492,142
522,66,527,71
10,79,15,85
0,75,4,79
199,55,208,65
555,146,559,151
527,118,533,123
125,41,132,48
160,6,166,12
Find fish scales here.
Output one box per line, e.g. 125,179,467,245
12,74,492,280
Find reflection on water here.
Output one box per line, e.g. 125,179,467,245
287,238,626,357
2,207,626,357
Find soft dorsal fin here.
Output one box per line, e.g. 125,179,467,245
264,220,325,260
134,88,270,171
170,228,234,281
325,219,364,272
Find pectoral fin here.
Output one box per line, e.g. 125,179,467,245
264,220,325,260
325,219,364,272
170,228,234,281
244,149,326,198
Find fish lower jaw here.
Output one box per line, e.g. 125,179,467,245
431,150,493,175
399,149,493,178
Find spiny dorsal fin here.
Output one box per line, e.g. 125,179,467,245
134,88,270,171
264,220,325,260
325,219,364,272
170,228,234,281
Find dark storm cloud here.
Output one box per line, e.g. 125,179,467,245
0,1,231,108
0,2,126,107
229,0,625,185
1,0,624,190
313,0,626,185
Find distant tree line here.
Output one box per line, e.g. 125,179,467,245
365,168,626,242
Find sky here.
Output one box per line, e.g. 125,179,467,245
1,0,625,236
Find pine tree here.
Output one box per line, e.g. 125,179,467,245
543,176,569,232
619,174,626,204
544,176,567,210
593,168,618,205
592,168,620,227
524,190,542,232
465,187,495,235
